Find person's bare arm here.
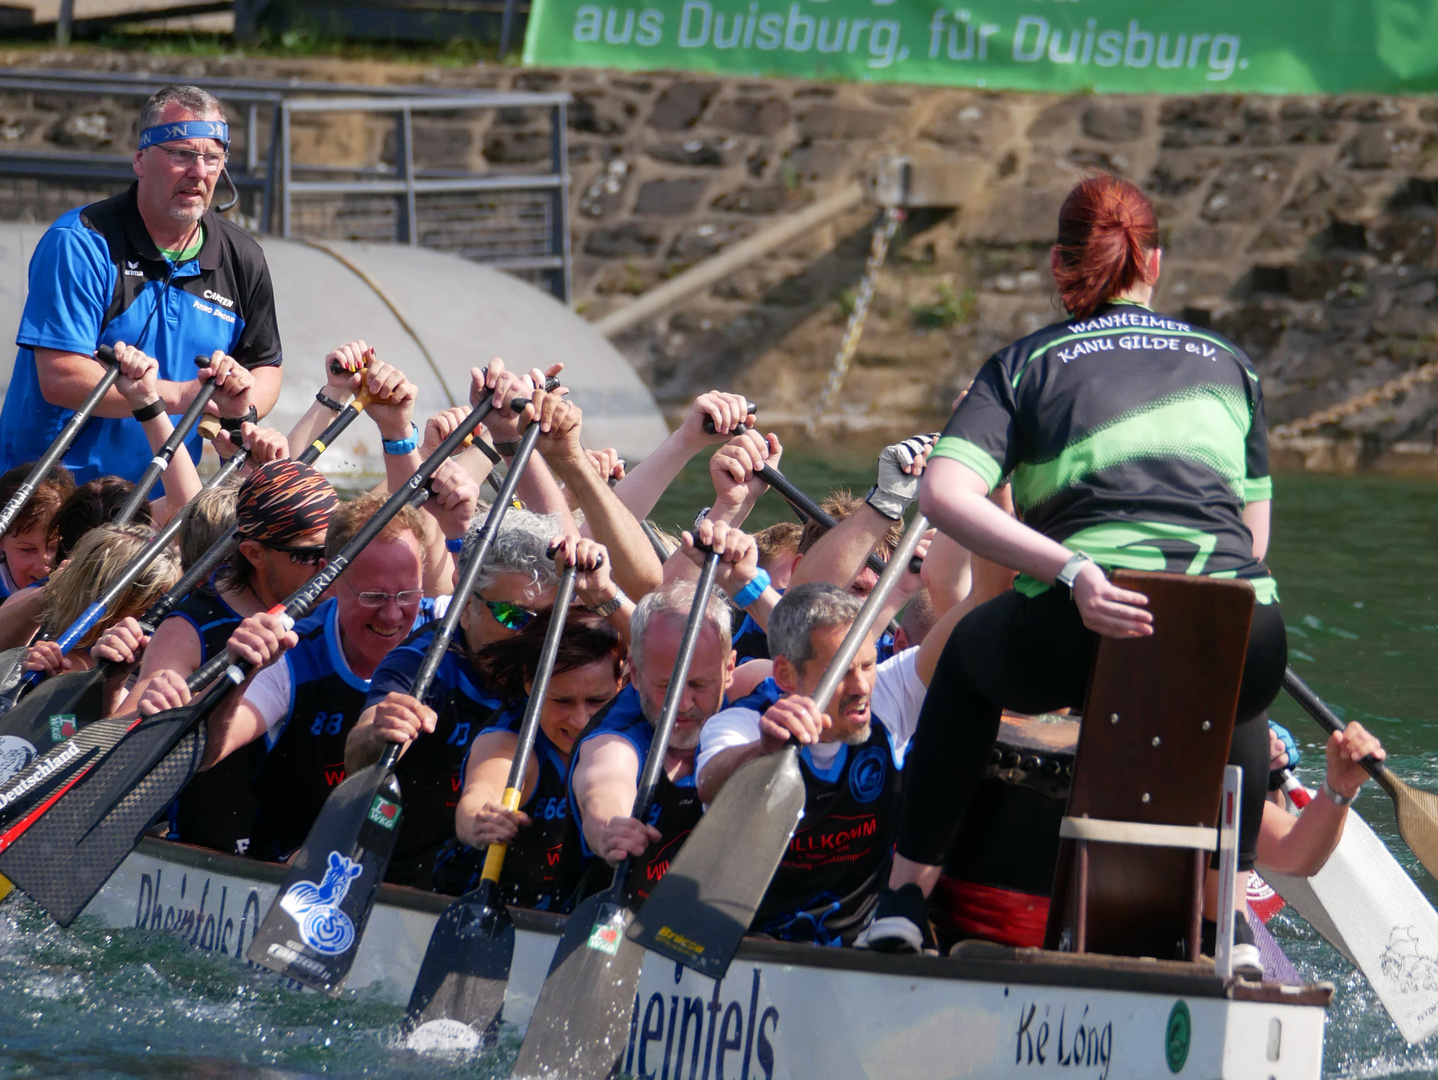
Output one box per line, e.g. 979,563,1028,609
0,586,46,650
35,348,195,417
1244,500,1271,562
455,730,541,848
790,503,892,592
116,616,203,714
531,391,662,598
1256,723,1384,877
248,364,282,419
571,733,655,864
611,391,754,521
201,693,271,769
696,697,826,805
347,704,386,773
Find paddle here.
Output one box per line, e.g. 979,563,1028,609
1284,667,1438,879
0,346,120,539
0,394,509,926
246,388,552,995
755,463,888,578
403,561,581,1047
0,369,378,795
511,548,723,1080
113,355,219,525
628,512,929,979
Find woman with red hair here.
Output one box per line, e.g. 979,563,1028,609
857,175,1286,973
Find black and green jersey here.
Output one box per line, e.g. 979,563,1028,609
932,301,1277,603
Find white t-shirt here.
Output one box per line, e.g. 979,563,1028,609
243,632,364,745
696,646,927,780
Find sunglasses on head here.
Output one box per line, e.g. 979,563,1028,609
265,542,326,566
476,595,538,631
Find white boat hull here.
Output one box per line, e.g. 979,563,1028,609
78,838,1328,1080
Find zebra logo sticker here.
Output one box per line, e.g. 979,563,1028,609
0,735,35,784
278,851,363,955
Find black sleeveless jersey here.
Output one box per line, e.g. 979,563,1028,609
741,679,904,946
247,599,370,862
432,717,573,911
566,685,705,906
364,622,503,888
169,588,267,855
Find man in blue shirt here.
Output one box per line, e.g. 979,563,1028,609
1,84,283,484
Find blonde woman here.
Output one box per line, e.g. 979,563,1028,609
22,523,181,715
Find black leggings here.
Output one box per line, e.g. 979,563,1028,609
898,588,1288,871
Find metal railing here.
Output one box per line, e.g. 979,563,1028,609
0,69,571,301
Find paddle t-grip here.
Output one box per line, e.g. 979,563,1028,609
702,401,757,436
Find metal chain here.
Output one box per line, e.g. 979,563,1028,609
805,204,904,439
1271,358,1438,440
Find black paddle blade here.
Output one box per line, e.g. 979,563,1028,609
246,763,403,996
628,747,804,979
0,713,136,838
0,717,205,926
0,667,106,783
510,888,644,1080
403,882,514,1050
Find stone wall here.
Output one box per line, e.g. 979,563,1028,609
4,48,1438,456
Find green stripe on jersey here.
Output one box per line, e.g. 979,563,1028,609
1243,476,1273,503
1010,385,1252,512
1014,521,1278,603
931,436,1003,491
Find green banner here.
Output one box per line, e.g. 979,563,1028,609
523,1,1438,95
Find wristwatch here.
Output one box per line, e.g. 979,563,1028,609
218,405,258,434
1321,778,1358,806
1055,551,1094,595
593,590,629,618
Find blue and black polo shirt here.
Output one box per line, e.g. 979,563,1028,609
2,183,282,484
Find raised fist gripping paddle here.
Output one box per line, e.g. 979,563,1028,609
0,384,499,927
628,512,929,980
510,548,724,1080
246,385,556,996
402,561,580,1050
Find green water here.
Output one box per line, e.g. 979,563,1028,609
0,468,1435,1078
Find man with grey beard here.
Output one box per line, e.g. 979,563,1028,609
695,582,937,948
0,84,282,484
567,579,735,904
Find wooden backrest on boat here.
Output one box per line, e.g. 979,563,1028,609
1044,570,1255,962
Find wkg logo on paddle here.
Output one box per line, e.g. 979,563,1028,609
279,851,363,955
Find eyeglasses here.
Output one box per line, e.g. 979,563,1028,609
154,145,228,173
475,595,537,631
344,579,424,609
265,542,326,566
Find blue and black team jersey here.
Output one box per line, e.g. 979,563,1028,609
248,598,371,862
566,685,720,904
755,721,904,946
2,184,282,484
933,300,1277,602
365,623,503,888
169,588,267,855
432,705,574,911
718,677,907,945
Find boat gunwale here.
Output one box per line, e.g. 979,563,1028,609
129,837,1331,1007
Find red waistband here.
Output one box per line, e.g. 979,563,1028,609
931,875,1050,949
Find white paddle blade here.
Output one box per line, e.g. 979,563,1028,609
1264,811,1438,1045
